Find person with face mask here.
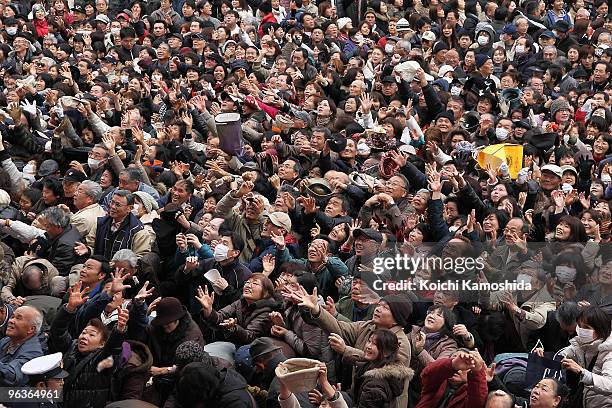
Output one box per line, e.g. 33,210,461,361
558,305,612,408
501,262,556,350
175,229,252,319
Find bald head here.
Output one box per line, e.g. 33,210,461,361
22,265,43,291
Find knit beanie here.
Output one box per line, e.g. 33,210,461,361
550,99,571,120
382,294,413,327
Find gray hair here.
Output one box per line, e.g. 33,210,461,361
31,308,43,334
113,189,135,205
543,45,557,55
80,180,103,202
120,167,143,183
397,40,411,51
40,206,70,229
112,249,138,268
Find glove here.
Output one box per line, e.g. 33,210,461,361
20,100,37,117
576,156,595,180
499,162,510,178
517,167,529,185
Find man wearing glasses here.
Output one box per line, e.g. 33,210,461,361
75,189,150,260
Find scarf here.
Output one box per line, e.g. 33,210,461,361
316,115,331,126
422,328,444,351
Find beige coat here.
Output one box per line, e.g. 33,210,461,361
312,306,412,408
1,255,59,303
71,203,107,248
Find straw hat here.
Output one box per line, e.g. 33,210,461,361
274,358,321,393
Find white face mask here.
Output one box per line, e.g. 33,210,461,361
6,27,17,36
214,243,230,262
576,326,594,343
357,142,371,155
111,27,120,36
555,265,577,284
516,273,532,286
477,35,489,46
384,44,394,54
450,86,461,96
496,127,509,141
131,203,140,215
88,158,101,170
515,45,525,54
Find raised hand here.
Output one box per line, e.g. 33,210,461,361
134,281,155,302
452,351,476,371
262,253,275,276
74,242,89,257
271,230,286,250
285,285,319,312
67,281,90,312
323,296,337,316
107,269,132,295
116,306,129,332
195,285,215,317
328,333,346,353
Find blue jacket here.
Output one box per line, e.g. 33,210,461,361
0,334,44,386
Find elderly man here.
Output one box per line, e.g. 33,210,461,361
1,256,59,305
214,180,265,263
102,168,160,210
0,305,44,386
38,207,85,277
90,190,150,260
71,180,107,248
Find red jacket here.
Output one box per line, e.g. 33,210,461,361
415,358,488,408
258,13,278,37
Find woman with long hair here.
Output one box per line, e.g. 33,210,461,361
352,329,414,408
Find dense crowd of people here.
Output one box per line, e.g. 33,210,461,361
0,0,610,407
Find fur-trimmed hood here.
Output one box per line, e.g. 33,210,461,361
362,363,414,382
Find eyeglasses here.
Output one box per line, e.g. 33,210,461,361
88,151,105,159
109,200,127,208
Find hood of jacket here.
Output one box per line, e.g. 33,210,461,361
362,363,414,396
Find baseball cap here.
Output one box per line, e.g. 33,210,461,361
541,164,562,178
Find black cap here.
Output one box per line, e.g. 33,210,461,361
38,159,59,177
4,17,17,26
553,20,570,33
381,76,396,84
513,119,531,130
353,228,383,242
249,338,281,360
64,168,87,183
192,32,206,40
230,59,249,72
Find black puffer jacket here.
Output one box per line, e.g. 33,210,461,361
144,312,205,368
50,306,126,408
353,362,414,408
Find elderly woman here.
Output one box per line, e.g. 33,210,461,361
50,283,130,408
196,273,279,345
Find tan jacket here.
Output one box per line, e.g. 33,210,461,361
71,203,107,247
1,256,59,303
312,306,412,408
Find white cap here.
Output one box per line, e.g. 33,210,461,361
422,31,436,42
22,352,69,379
437,65,455,79
541,164,562,178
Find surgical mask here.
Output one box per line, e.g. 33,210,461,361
515,45,525,54
88,158,101,170
131,203,140,215
214,243,230,262
516,273,531,286
450,86,461,96
477,35,489,46
576,327,594,343
496,127,509,141
357,142,371,156
6,27,17,36
555,265,577,284
111,27,120,36
384,44,394,54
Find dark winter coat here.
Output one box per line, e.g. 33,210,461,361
50,306,126,408
353,362,414,408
